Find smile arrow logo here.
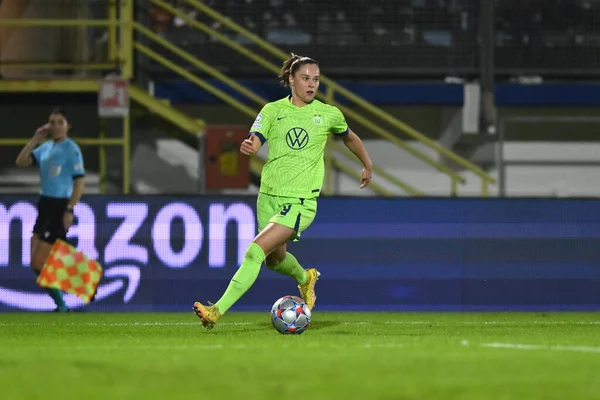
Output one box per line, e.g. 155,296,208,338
0,265,140,311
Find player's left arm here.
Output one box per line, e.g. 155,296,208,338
341,129,372,188
330,107,372,189
67,143,86,212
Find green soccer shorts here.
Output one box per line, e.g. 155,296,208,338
256,193,317,241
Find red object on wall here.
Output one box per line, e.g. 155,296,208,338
205,125,249,189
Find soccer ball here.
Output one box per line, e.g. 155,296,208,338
270,295,311,334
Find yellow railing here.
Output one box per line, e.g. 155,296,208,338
133,25,262,118
0,135,127,194
146,0,418,196
0,10,277,194
0,0,133,194
0,0,495,196
175,0,496,196
134,19,401,197
0,19,117,27
329,141,422,195
0,62,115,69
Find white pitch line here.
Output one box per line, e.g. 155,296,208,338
462,321,600,326
385,321,600,326
74,344,226,351
481,342,600,354
0,321,257,327
2,320,600,328
0,342,406,351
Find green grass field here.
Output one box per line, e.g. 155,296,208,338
1,312,600,400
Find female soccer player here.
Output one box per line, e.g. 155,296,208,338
15,108,86,312
194,53,372,329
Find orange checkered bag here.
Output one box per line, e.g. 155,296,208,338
36,239,103,304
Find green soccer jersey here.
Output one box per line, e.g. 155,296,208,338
249,96,349,198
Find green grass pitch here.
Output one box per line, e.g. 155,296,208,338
1,312,600,400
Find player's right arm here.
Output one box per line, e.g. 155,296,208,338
15,124,50,167
241,103,275,155
240,134,262,155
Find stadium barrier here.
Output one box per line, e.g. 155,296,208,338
1,195,598,312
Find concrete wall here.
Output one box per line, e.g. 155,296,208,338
0,0,88,78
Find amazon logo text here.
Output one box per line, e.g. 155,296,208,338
0,200,256,310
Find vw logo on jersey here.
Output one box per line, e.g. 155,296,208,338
286,127,309,150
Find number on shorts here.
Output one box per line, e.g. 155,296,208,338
280,204,292,216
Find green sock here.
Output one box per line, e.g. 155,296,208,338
215,242,265,314
45,288,67,309
267,252,307,285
